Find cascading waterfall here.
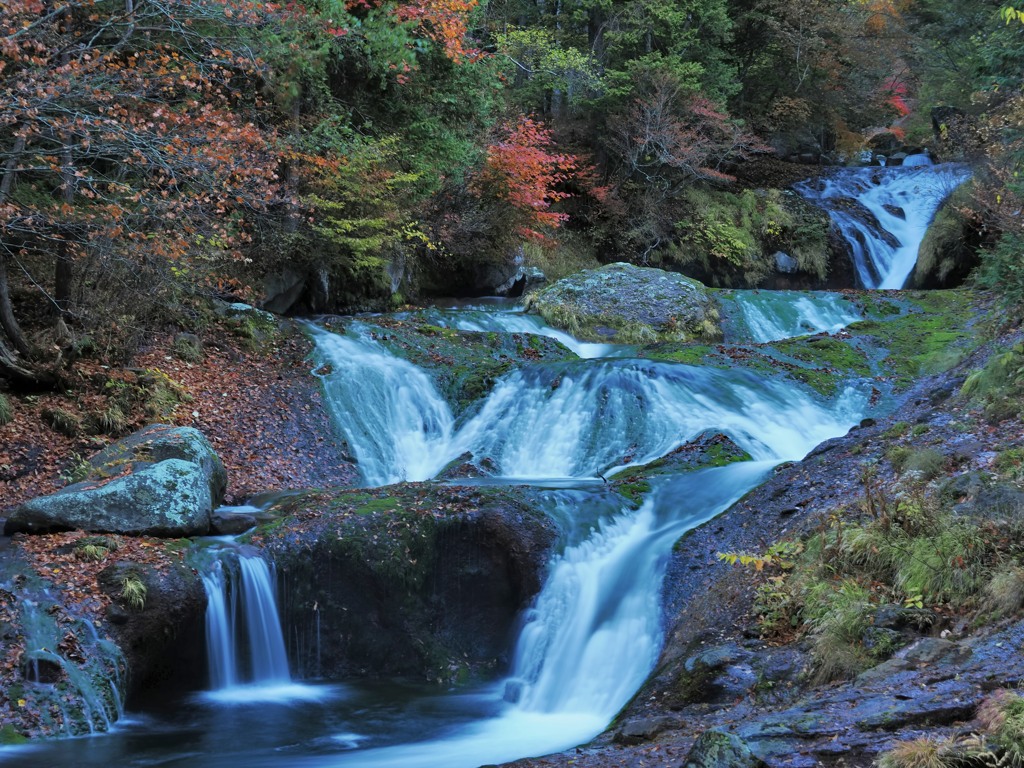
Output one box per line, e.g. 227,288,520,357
16,295,877,767
795,159,971,289
307,323,455,486
312,323,869,484
293,340,866,767
726,290,863,342
200,549,295,699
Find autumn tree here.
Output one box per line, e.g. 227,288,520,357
0,0,287,384
476,115,579,242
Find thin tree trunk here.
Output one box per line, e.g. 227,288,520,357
0,134,34,358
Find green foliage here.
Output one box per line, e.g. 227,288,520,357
75,536,120,563
877,737,959,768
119,574,148,611
976,233,1024,324
961,342,1024,423
659,188,828,288
42,406,81,437
171,336,204,363
0,393,10,425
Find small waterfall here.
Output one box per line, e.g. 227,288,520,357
311,319,869,482
307,323,455,486
795,163,971,289
726,291,863,343
201,551,291,692
454,360,868,477
508,462,772,719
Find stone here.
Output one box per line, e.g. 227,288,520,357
684,729,767,768
774,251,799,274
5,424,225,537
525,262,721,343
614,716,678,745
6,459,213,537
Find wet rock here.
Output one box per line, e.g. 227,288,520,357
97,560,207,695
614,715,679,745
873,604,936,632
684,729,767,768
525,262,721,343
211,509,257,535
259,483,557,682
774,252,799,274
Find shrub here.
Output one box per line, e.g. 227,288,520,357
877,737,957,768
120,574,147,610
42,406,81,437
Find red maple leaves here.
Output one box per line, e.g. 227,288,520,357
479,116,578,240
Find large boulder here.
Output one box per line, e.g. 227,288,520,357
252,483,557,683
524,263,721,343
5,425,225,537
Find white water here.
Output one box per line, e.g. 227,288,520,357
729,291,862,342
795,163,971,288
412,303,622,358
308,323,456,486
199,551,328,705
311,322,867,485
292,312,871,767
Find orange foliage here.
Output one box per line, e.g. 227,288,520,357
479,116,578,240
344,0,481,62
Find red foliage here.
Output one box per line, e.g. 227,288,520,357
479,116,578,240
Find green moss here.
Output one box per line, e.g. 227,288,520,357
0,725,27,744
367,318,573,413
616,480,651,507
848,290,979,391
638,344,720,366
883,421,910,439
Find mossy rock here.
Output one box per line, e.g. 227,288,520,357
4,425,225,537
613,432,752,506
524,263,722,343
359,318,575,413
251,482,557,683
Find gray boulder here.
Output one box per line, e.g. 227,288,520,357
685,729,766,768
525,262,721,343
5,425,225,537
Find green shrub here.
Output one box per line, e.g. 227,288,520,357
975,232,1024,322
120,574,147,610
877,737,958,768
171,335,204,363
0,393,11,425
961,342,1024,423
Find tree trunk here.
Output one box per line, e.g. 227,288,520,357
0,134,35,359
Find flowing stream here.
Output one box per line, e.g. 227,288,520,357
795,156,970,288
10,293,883,767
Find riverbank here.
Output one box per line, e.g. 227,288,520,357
0,319,356,516
501,311,1024,767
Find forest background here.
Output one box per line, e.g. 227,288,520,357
0,0,1022,391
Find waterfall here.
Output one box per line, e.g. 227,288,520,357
508,463,772,719
795,163,971,289
726,290,862,342
200,551,296,699
307,323,456,486
285,322,869,768
311,321,869,484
